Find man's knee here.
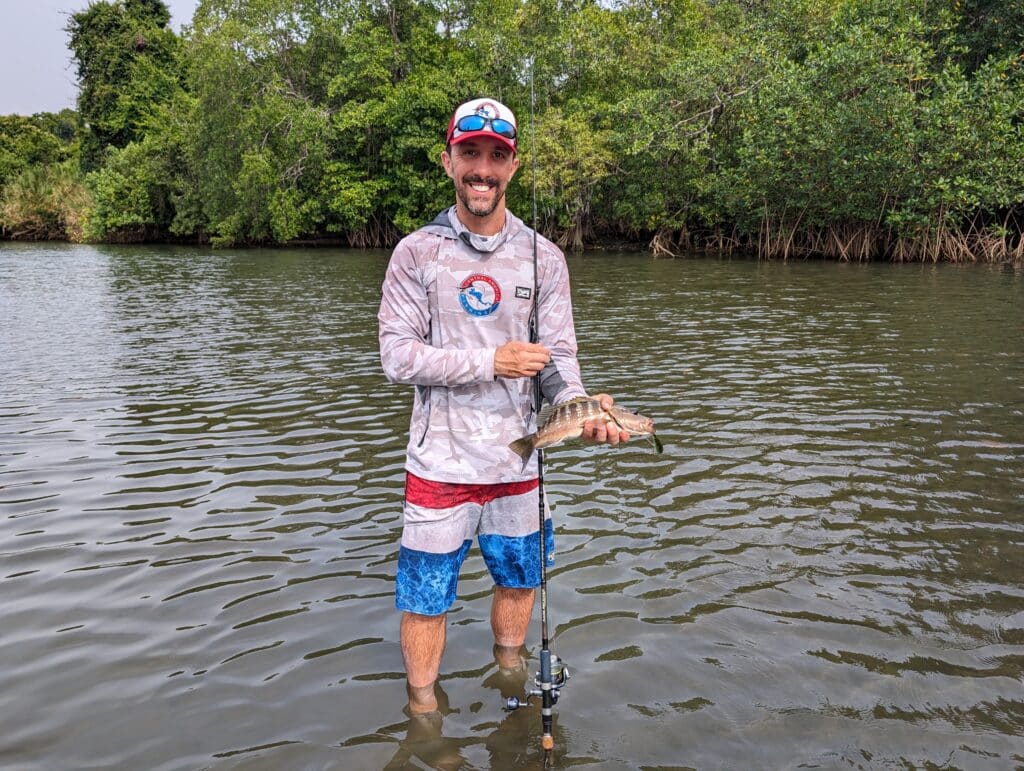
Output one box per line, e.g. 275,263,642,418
493,586,535,603
402,610,447,633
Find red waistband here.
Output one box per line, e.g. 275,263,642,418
405,472,539,509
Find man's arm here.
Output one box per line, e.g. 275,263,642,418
378,241,495,386
535,246,587,405
379,241,551,386
537,246,629,445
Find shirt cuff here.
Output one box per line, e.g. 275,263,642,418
481,348,496,382
552,385,587,404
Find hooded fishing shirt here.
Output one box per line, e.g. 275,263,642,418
378,207,587,485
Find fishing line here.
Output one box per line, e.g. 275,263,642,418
502,55,570,757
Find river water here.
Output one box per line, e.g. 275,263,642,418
1,242,1022,770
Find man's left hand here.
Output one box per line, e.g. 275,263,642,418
581,393,631,446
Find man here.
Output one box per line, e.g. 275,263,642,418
378,97,629,716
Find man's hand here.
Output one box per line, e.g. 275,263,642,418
494,341,551,378
582,393,631,446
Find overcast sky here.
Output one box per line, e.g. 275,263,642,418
0,0,200,116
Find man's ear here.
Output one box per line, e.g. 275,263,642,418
441,149,454,179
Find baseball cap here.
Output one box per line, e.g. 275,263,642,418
446,98,517,152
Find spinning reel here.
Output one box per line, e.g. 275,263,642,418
501,654,571,712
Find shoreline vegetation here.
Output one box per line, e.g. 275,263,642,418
1,0,1022,262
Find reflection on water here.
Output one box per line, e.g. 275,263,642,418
1,242,1022,769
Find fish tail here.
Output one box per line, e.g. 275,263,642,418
651,433,664,454
508,435,536,464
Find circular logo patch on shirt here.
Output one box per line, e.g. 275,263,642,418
459,274,501,317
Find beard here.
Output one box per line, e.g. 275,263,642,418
455,175,507,218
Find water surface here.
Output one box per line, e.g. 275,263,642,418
1,242,1022,769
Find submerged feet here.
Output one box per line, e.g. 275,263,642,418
484,643,530,703
410,645,528,714
397,684,463,771
493,643,528,675
407,681,440,715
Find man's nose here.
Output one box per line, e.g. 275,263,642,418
469,156,499,176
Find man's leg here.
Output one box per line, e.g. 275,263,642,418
491,586,535,668
398,473,478,715
401,610,447,714
479,480,549,666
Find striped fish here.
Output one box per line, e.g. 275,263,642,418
508,396,663,463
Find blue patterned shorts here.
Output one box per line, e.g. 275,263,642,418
396,472,555,616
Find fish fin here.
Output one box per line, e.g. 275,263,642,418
536,403,555,428
651,434,664,454
508,435,536,463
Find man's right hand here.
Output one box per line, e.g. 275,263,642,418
494,341,551,378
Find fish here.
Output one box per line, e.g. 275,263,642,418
508,396,663,464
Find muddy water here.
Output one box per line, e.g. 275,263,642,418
1,243,1022,770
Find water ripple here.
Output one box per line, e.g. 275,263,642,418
1,245,1021,769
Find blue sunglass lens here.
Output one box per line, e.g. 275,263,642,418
457,115,488,132
455,115,517,140
490,119,516,139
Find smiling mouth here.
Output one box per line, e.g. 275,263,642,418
465,177,497,194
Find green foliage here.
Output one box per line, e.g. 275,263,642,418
907,55,1024,216
83,88,197,241
712,0,1024,256
185,0,335,245
721,8,932,229
7,0,1021,261
0,115,74,190
183,0,479,245
27,110,80,145
67,0,183,170
951,0,1024,73
0,161,92,241
527,107,614,250
85,141,163,240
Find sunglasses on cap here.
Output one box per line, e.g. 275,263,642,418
452,114,517,141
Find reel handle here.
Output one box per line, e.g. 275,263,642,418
502,687,542,711
502,656,571,712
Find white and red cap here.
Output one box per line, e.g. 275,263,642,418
445,97,517,151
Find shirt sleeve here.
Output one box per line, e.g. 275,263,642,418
378,239,496,386
536,243,587,405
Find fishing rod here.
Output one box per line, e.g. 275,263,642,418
502,56,570,755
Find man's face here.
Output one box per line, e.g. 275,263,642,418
442,137,520,221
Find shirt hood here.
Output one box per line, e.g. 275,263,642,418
420,207,526,253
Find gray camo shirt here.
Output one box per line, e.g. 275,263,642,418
378,207,587,484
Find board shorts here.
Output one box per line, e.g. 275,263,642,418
396,472,555,616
